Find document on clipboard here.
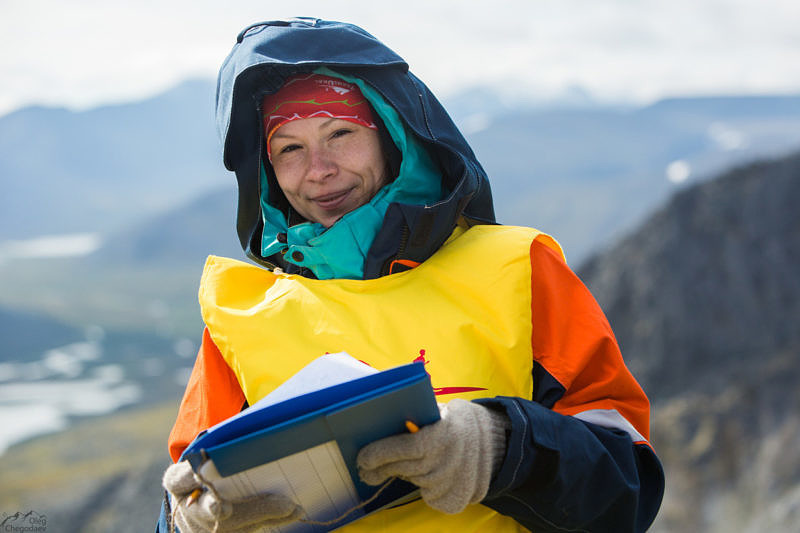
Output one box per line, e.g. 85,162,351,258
182,353,440,532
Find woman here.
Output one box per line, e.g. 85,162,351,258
159,18,664,533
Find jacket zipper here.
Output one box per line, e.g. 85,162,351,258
381,223,410,276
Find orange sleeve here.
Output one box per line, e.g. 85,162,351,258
167,327,247,462
530,236,651,443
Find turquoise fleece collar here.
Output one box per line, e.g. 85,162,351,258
259,67,443,280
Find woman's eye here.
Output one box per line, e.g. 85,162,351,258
279,144,301,154
331,128,352,139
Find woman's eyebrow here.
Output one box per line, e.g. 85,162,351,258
319,117,341,129
272,118,342,140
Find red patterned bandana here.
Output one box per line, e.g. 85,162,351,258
262,73,378,158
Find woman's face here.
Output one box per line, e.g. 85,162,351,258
269,117,389,228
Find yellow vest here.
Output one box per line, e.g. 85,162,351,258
199,224,562,532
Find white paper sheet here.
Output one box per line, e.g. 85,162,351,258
199,440,362,532
252,352,378,410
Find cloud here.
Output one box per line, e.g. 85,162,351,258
1,0,800,114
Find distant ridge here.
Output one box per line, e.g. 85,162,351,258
461,92,800,262
0,78,224,241
579,149,800,399
578,149,800,532
4,80,800,264
0,306,83,361
642,93,800,115
91,186,244,265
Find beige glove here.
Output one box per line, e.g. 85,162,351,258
163,461,303,533
357,399,509,514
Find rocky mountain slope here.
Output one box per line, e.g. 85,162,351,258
0,402,177,533
579,150,800,531
580,150,800,400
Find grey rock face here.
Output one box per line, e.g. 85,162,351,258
579,151,800,532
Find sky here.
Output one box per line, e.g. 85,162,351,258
1,0,800,115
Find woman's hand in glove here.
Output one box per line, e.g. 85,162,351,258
357,399,510,514
163,460,303,533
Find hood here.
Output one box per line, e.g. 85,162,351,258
216,17,495,278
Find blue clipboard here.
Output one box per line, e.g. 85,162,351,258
183,361,440,526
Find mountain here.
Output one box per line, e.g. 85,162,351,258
578,150,800,399
468,94,800,263
0,78,225,240
0,401,177,533
93,186,245,265
4,81,800,265
0,306,83,361
578,150,800,531
82,92,800,268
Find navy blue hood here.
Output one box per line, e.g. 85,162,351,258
216,17,495,278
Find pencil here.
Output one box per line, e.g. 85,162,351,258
405,420,419,433
186,488,204,507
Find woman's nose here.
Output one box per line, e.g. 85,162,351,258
306,146,337,181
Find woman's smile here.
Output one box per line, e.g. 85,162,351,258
310,187,354,210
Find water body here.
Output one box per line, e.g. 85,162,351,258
0,341,142,454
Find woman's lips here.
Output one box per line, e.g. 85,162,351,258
312,189,352,210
